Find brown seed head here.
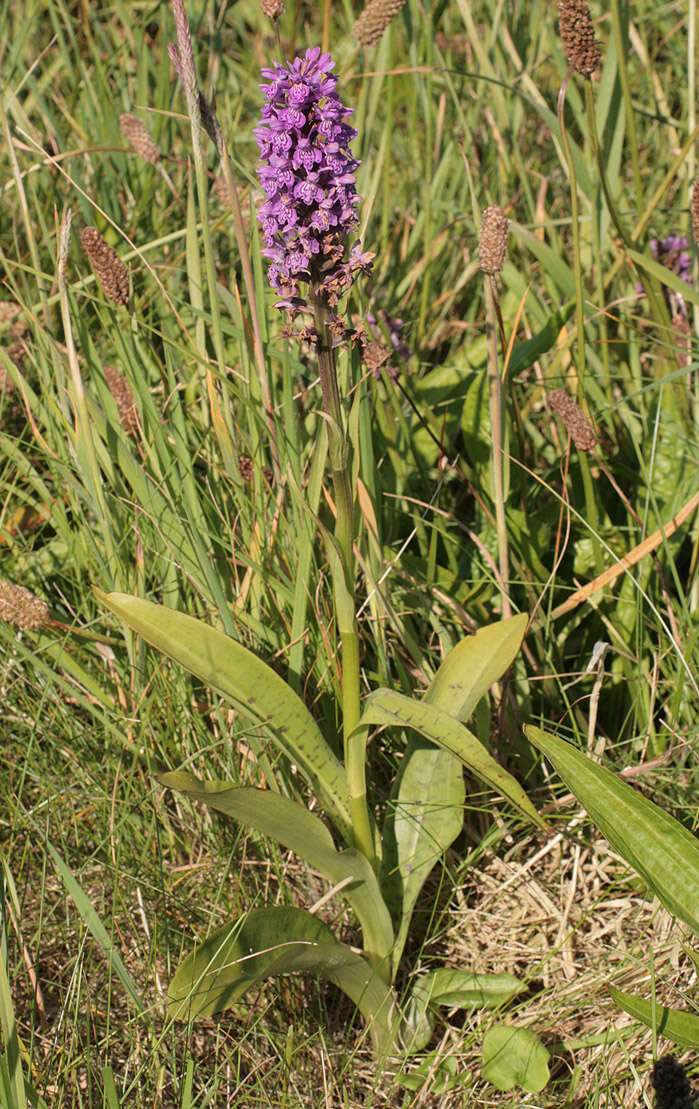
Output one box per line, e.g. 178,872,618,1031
354,0,405,47
260,0,285,17
119,113,160,165
80,227,129,307
557,0,601,77
479,205,509,276
104,366,139,436
548,388,597,451
691,179,699,247
0,580,50,631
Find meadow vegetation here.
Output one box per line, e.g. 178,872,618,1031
1,0,698,1104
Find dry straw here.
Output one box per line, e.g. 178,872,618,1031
80,227,129,306
0,581,50,631
119,113,160,165
354,0,405,47
104,366,139,436
557,0,601,77
549,388,598,451
479,205,509,276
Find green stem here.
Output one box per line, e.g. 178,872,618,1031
312,295,376,872
557,77,587,393
558,75,604,573
484,275,511,617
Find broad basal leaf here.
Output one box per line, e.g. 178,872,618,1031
609,988,699,1049
526,726,699,935
424,613,528,722
168,907,399,1057
383,744,464,976
160,773,393,971
360,690,543,827
481,1025,549,1093
95,591,352,839
401,968,525,1053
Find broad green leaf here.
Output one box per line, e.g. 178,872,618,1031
46,842,143,1012
168,907,399,1056
402,969,525,1053
159,773,393,969
360,690,544,828
383,615,530,973
424,614,528,722
384,744,465,976
95,591,352,839
525,727,699,935
608,988,699,1048
414,968,525,1010
481,1025,549,1093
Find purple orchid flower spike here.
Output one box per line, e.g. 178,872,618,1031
254,46,373,312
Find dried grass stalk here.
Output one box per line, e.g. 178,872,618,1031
549,388,598,451
0,581,50,631
119,113,160,165
354,0,405,47
479,205,509,276
557,0,601,77
80,227,129,307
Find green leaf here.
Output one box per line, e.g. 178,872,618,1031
401,968,526,1053
159,773,393,969
360,690,544,828
424,614,528,722
383,744,465,975
481,1025,550,1093
525,727,699,935
414,968,525,1010
168,907,399,1057
95,591,352,840
608,988,699,1048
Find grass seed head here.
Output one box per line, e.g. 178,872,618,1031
80,227,129,307
557,0,601,77
119,113,160,165
260,0,285,18
0,581,50,631
479,205,509,276
354,0,405,47
549,388,598,451
104,366,139,436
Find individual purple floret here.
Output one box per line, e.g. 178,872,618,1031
254,46,372,308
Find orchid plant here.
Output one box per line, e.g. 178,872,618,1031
94,12,699,1094
95,37,546,1081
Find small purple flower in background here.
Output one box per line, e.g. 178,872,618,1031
637,234,692,319
254,46,372,309
650,235,691,284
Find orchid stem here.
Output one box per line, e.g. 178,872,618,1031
313,296,375,872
